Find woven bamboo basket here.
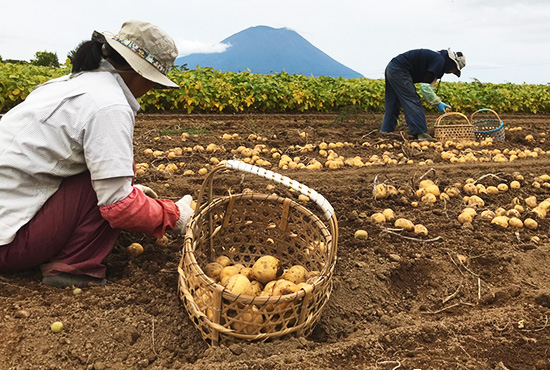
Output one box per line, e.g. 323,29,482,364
471,108,505,141
434,112,475,142
178,160,338,346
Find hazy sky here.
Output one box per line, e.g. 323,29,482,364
1,0,549,84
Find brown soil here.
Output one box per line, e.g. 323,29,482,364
1,112,550,370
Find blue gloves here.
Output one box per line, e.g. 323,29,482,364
438,102,451,113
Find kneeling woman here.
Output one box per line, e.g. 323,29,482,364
0,21,194,288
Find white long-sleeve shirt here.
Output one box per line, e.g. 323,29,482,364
0,61,139,245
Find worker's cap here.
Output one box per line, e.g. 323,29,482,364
448,48,466,77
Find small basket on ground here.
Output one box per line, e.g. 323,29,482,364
434,112,475,142
471,108,505,141
178,160,338,346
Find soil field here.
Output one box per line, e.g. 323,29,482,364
1,112,550,370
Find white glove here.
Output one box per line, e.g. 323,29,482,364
134,184,158,199
174,195,194,234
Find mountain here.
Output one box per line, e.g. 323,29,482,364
175,26,363,79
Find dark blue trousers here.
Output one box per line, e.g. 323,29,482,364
381,64,428,136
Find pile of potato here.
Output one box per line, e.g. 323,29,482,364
203,255,318,297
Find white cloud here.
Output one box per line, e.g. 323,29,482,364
177,40,231,57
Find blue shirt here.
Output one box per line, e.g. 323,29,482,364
390,49,447,83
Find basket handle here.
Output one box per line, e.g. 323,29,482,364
470,108,502,124
204,160,335,220
435,112,471,126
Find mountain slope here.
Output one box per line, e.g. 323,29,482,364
175,26,363,79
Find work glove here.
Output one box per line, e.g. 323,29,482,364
134,184,158,199
437,102,451,113
173,195,194,234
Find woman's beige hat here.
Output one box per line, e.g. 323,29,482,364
101,20,179,88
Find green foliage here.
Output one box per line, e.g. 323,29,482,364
30,51,59,67
1,63,550,114
0,62,69,111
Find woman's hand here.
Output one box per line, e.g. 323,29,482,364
437,102,451,113
173,195,194,234
134,184,158,199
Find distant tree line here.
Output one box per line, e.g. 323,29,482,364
0,48,79,67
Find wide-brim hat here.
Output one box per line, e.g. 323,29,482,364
101,20,179,89
447,48,466,77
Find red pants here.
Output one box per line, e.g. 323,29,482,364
0,172,120,278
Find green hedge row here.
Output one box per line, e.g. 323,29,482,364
1,63,549,114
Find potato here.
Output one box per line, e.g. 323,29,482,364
373,184,388,199
127,243,144,258
524,218,538,229
539,200,550,211
532,207,547,219
508,217,523,228
239,267,253,280
491,216,509,228
386,185,398,196
394,218,414,231
260,280,277,296
506,209,521,218
370,212,386,223
223,274,252,295
425,184,440,197
486,186,499,195
232,263,245,272
476,184,487,194
463,183,477,195
419,179,435,189
514,204,525,213
204,262,224,280
467,195,484,208
416,188,428,199
354,230,368,240
480,210,495,221
51,321,63,333
220,266,240,285
382,208,395,221
462,207,477,217
155,235,170,247
421,193,437,204
497,183,509,192
271,279,299,296
494,207,507,216
510,180,521,189
414,224,428,236
215,255,231,267
445,186,460,197
249,280,263,296
525,196,538,208
282,265,308,284
457,212,472,224
251,255,283,284
231,305,263,334
195,292,211,311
